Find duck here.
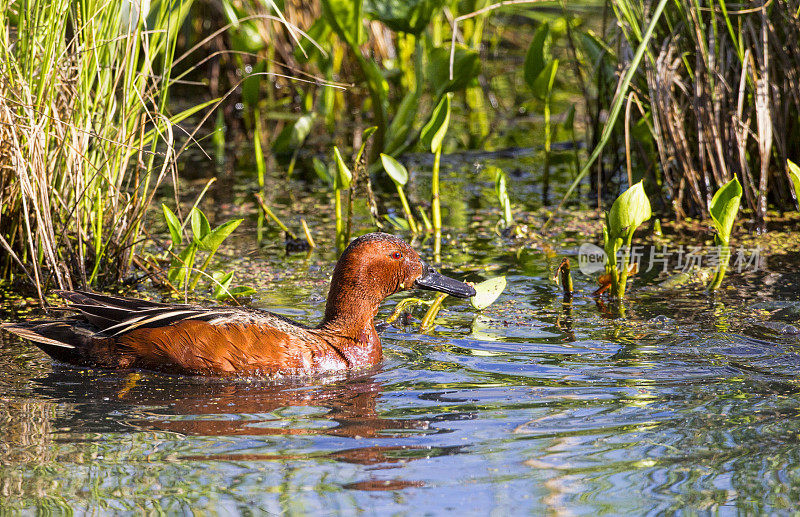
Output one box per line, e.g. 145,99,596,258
1,232,476,376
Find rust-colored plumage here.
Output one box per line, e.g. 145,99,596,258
2,233,475,376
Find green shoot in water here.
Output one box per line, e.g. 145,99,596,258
602,181,652,299
707,177,743,292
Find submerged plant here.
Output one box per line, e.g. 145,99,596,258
602,181,652,299
707,177,743,291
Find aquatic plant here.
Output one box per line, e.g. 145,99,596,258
162,205,252,300
524,22,559,202
420,93,452,258
493,168,514,231
0,0,195,296
332,146,353,252
470,277,507,310
602,181,652,299
707,177,742,292
608,0,800,228
380,154,418,234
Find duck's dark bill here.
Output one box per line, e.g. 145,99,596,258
414,268,476,298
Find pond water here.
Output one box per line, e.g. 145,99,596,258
2,147,800,515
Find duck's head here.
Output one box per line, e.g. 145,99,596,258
323,233,475,325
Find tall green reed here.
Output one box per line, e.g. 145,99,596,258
0,0,191,297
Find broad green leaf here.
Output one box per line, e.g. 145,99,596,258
212,270,234,299
168,244,196,285
427,46,481,98
230,20,265,53
420,93,451,153
788,160,800,201
228,285,258,296
363,0,444,35
320,0,365,48
383,213,410,230
709,177,742,244
470,276,507,310
380,154,409,186
241,61,265,107
607,180,652,239
524,23,550,92
161,204,182,246
199,219,243,252
190,208,211,242
333,146,352,189
313,157,334,186
531,59,559,100
385,88,418,154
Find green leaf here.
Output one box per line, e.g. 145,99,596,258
524,23,550,92
383,213,410,230
709,177,742,244
228,285,258,296
531,59,559,100
313,157,334,186
470,276,507,310
420,93,451,153
190,208,211,242
212,270,234,299
380,154,408,186
161,204,182,246
607,180,652,239
320,0,365,47
788,160,800,202
385,88,418,154
427,46,481,98
355,126,378,164
333,146,352,189
199,219,243,252
168,244,196,286
363,0,444,35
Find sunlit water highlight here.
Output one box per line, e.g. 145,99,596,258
2,222,800,514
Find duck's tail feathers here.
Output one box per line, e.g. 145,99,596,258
1,319,94,364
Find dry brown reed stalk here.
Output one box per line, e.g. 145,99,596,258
615,0,800,228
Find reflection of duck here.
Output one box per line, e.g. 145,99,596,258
3,233,475,376
31,368,454,467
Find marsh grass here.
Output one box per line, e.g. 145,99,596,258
0,0,191,298
611,0,800,228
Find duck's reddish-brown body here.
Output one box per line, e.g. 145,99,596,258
2,233,475,376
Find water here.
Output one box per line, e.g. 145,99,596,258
2,211,800,514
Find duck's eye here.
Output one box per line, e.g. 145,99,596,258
392,251,403,260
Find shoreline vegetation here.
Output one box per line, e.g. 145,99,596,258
1,0,798,299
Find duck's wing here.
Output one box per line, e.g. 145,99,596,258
3,290,337,375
